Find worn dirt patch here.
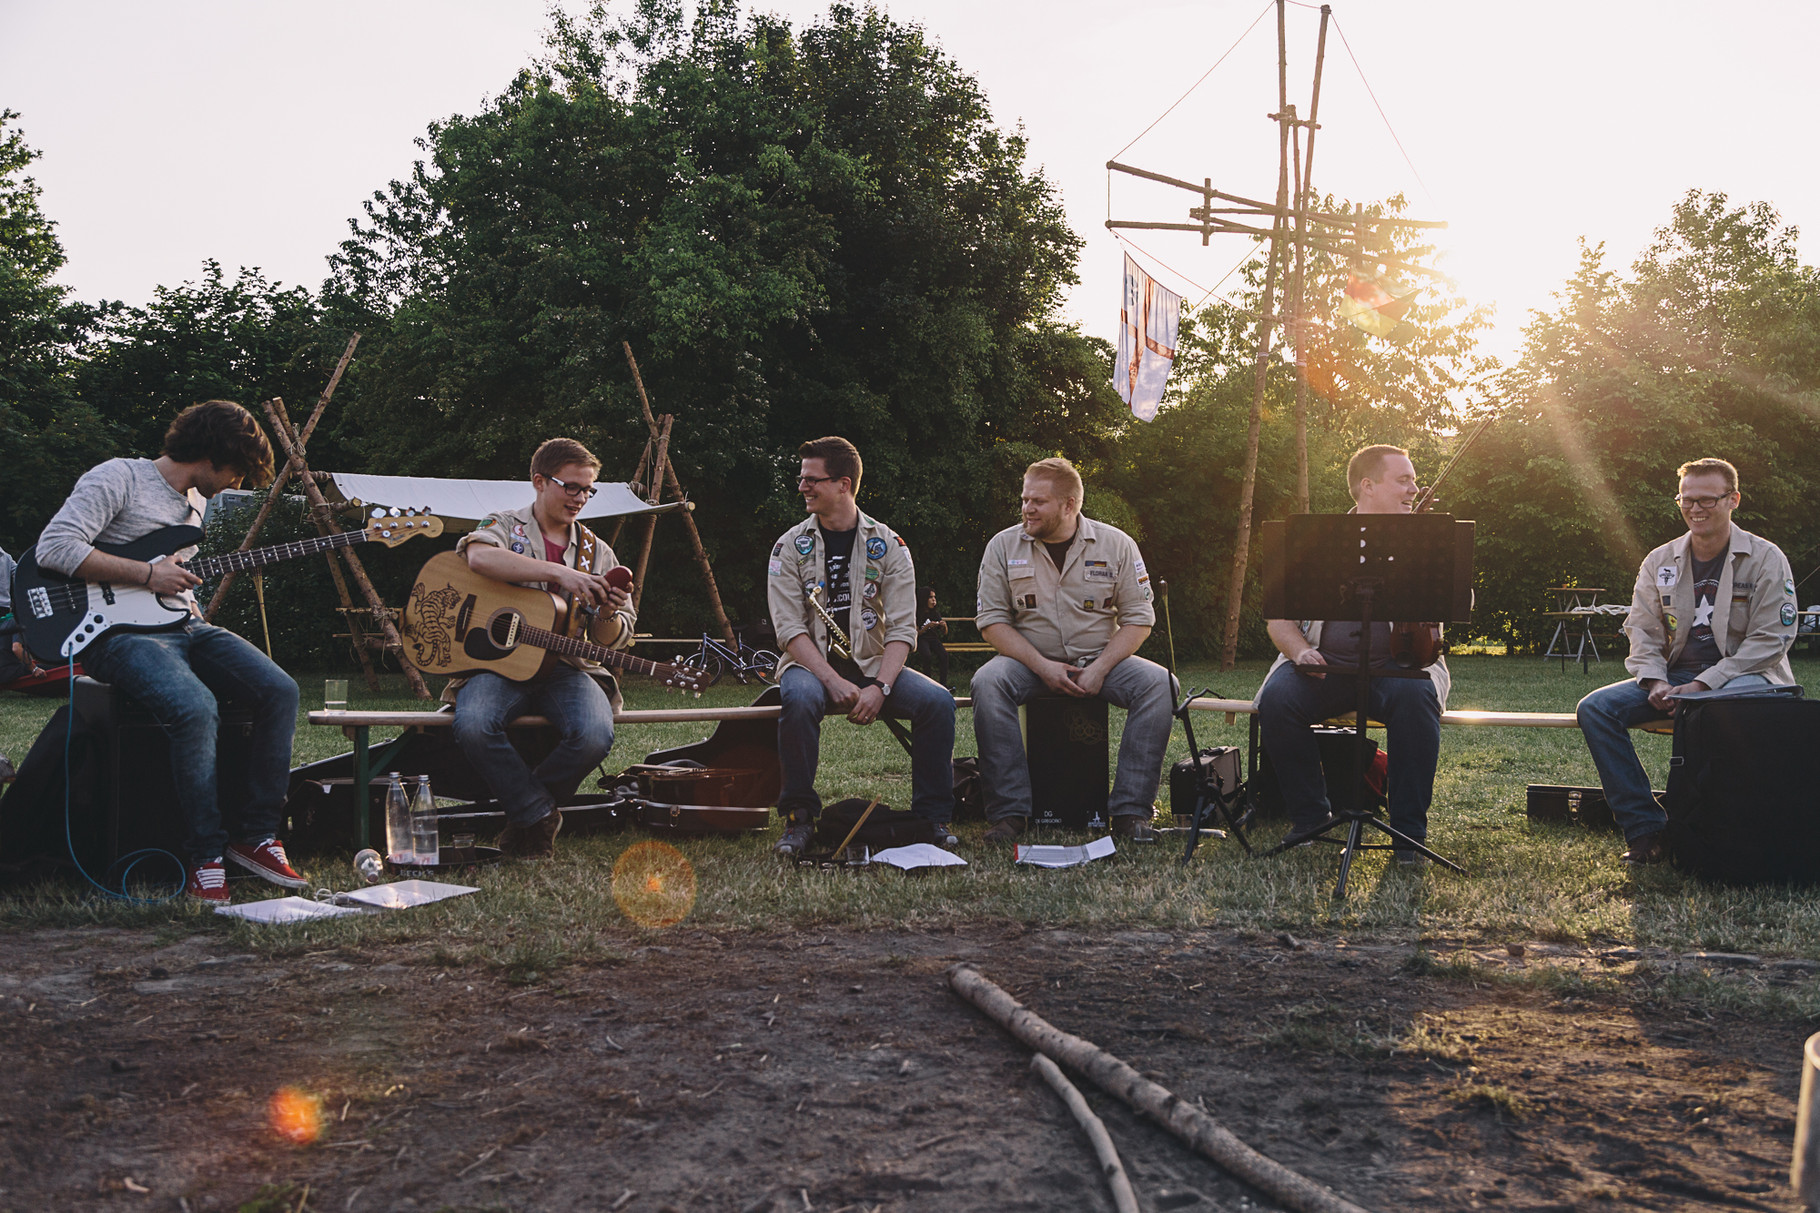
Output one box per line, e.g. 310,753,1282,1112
0,925,1805,1211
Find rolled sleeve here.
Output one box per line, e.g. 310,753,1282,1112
768,550,811,651
1114,538,1157,628
973,534,1015,632
455,516,512,557
881,539,918,649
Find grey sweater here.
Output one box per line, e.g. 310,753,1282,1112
36,459,206,584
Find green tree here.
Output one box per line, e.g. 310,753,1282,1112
326,0,1120,632
0,110,119,553
1450,191,1820,650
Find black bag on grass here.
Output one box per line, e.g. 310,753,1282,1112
809,798,939,850
1663,689,1819,884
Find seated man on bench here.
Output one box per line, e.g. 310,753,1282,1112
1576,458,1795,866
1255,445,1447,864
971,457,1172,843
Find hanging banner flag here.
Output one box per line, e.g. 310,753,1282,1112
1337,273,1417,340
1115,253,1182,422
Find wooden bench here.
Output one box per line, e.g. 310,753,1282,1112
1178,695,1672,734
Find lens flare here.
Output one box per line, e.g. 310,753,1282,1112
612,841,697,928
266,1087,322,1145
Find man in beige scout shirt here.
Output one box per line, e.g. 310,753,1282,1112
450,438,636,859
971,457,1173,843
766,436,956,857
1577,457,1796,865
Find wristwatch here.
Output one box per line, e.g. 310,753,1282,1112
878,681,893,697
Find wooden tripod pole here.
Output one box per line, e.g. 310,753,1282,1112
630,414,672,612
1288,6,1331,514
1219,0,1294,670
204,332,360,620
621,342,738,647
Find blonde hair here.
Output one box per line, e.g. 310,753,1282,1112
1024,456,1082,503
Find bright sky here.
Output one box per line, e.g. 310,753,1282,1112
4,0,1815,368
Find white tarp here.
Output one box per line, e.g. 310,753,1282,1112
324,473,683,533
1115,252,1183,422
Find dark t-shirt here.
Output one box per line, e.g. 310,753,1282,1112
1317,621,1396,670
1673,551,1726,673
1044,535,1074,570
822,525,859,638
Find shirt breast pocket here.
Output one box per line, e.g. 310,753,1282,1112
1008,564,1037,610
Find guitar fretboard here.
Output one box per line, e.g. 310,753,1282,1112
191,529,366,579
518,622,677,679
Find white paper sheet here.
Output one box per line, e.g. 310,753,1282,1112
870,843,968,870
1014,836,1118,869
214,896,368,923
333,879,480,909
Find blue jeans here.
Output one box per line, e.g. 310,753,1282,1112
453,666,615,826
776,665,956,823
969,654,1177,822
1576,671,1768,843
1255,661,1441,843
86,620,300,864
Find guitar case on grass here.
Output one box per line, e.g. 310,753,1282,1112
1664,688,1820,885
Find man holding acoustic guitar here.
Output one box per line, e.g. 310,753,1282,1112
32,400,305,903
1255,444,1449,864
445,438,637,860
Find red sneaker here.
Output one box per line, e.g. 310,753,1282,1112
186,860,231,905
226,838,309,889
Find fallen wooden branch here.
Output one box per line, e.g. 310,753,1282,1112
947,965,1372,1213
1031,1054,1139,1213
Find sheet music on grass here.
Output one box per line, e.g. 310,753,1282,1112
1014,837,1117,869
213,880,479,924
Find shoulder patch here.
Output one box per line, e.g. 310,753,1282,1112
794,534,816,556
1782,602,1797,627
772,542,784,557
865,536,888,561
479,516,498,529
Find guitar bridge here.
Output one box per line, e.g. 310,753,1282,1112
27,586,51,619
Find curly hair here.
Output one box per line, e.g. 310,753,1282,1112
162,401,275,487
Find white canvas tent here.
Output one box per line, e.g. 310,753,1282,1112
321,473,683,533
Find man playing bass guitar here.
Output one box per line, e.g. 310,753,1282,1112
448,438,636,860
33,400,303,903
1255,444,1449,864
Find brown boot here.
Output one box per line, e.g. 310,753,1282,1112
983,816,1027,844
499,809,563,859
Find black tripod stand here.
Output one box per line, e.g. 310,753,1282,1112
1259,513,1473,898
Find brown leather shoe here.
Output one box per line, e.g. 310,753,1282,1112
1622,831,1665,866
983,816,1027,844
499,809,562,859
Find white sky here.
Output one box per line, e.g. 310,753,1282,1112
4,0,1816,367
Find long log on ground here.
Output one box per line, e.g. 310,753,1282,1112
948,965,1372,1213
1031,1054,1140,1213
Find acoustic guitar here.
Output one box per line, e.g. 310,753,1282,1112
399,550,708,696
13,507,441,661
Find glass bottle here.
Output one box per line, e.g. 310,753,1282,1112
409,774,440,867
383,772,413,865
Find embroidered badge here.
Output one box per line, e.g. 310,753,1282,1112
895,535,906,546
861,608,878,631
866,537,888,560
1082,598,1095,610
479,516,498,529
1102,596,1114,609
1665,612,1678,632
1085,566,1116,583
1022,594,1037,609
795,534,816,556
1782,603,1797,627
772,542,784,557
864,566,881,581
767,558,785,577
1134,556,1149,583
510,541,526,554
1788,578,1798,595
1656,565,1678,588
862,583,878,600
1007,558,1030,567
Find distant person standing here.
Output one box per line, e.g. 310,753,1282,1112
0,544,44,684
916,588,950,688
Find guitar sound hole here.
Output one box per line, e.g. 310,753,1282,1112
487,613,519,652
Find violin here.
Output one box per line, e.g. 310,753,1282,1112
1389,416,1493,668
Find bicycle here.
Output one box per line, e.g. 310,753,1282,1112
672,633,779,687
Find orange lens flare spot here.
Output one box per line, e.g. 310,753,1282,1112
266,1087,322,1145
612,841,697,928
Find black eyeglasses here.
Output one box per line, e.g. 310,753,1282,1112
1675,494,1731,510
797,475,838,487
545,476,599,499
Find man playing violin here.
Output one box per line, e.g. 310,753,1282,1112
1576,458,1796,865
1255,444,1449,864
765,436,956,857
449,438,636,860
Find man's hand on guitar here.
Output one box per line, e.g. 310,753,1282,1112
549,564,615,607
847,683,886,725
146,557,201,596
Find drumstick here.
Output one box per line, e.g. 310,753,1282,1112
828,796,883,860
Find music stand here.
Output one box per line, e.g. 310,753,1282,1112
1260,513,1474,898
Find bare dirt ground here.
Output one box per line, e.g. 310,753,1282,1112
0,924,1807,1213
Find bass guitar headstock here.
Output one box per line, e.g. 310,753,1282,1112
365,507,444,545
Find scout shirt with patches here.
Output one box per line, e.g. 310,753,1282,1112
767,513,917,681
440,502,637,706
974,515,1155,664
1624,523,1795,688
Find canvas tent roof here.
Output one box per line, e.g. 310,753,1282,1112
321,473,683,534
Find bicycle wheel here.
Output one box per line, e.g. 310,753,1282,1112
677,649,725,687
748,650,780,681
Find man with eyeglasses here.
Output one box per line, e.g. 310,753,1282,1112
766,436,956,856
1576,457,1797,865
448,438,636,859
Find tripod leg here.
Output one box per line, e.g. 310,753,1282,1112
1365,819,1466,873
1331,815,1367,899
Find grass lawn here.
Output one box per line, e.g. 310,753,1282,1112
5,654,1820,969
